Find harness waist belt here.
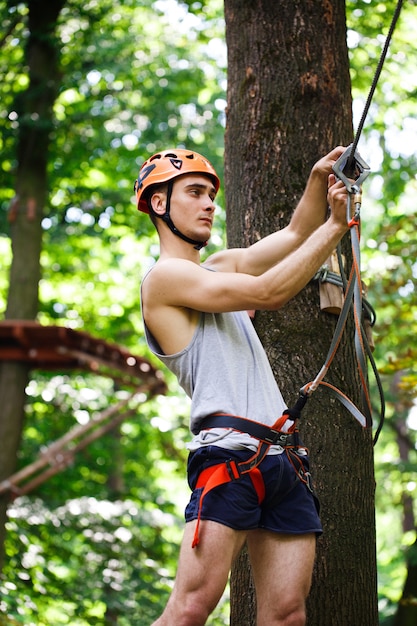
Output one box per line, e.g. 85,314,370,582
199,414,298,447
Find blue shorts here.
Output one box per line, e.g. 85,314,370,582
185,445,322,535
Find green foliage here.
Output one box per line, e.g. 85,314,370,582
0,370,190,620
0,0,417,623
3,496,179,624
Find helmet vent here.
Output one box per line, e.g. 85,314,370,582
170,159,183,170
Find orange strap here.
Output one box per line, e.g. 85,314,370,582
192,460,265,548
272,413,295,432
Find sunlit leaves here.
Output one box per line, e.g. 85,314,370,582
3,496,180,624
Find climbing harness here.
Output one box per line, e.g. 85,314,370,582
192,412,310,547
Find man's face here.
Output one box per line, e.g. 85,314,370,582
168,174,217,243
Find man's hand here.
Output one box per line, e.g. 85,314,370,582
327,173,350,232
310,146,347,180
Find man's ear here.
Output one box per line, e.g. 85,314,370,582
150,191,166,215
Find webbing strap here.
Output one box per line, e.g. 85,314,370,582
302,188,374,431
192,449,267,548
193,462,232,548
351,219,373,423
310,214,385,439
199,413,298,447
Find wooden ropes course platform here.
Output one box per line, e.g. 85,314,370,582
0,320,167,498
0,320,166,394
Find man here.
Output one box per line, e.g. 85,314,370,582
134,147,349,626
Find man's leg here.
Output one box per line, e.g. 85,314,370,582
247,530,316,626
152,519,247,626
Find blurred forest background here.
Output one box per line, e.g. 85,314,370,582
0,0,416,624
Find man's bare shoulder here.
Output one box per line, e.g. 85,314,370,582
142,258,206,306
141,260,202,354
202,247,245,273
144,249,243,289
144,258,199,285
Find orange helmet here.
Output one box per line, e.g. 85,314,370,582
134,148,220,213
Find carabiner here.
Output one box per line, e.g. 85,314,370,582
332,144,371,193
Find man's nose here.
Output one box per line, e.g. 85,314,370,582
204,197,215,211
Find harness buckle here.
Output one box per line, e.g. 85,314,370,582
303,471,313,494
269,430,299,448
225,459,241,481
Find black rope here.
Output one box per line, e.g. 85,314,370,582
344,0,404,442
348,0,404,168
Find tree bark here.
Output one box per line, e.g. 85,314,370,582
0,0,65,571
224,0,377,624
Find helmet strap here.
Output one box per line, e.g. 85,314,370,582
158,181,207,251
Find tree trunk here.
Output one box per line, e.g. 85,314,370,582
224,0,377,624
0,0,65,571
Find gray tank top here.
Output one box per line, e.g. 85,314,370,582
142,277,288,452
